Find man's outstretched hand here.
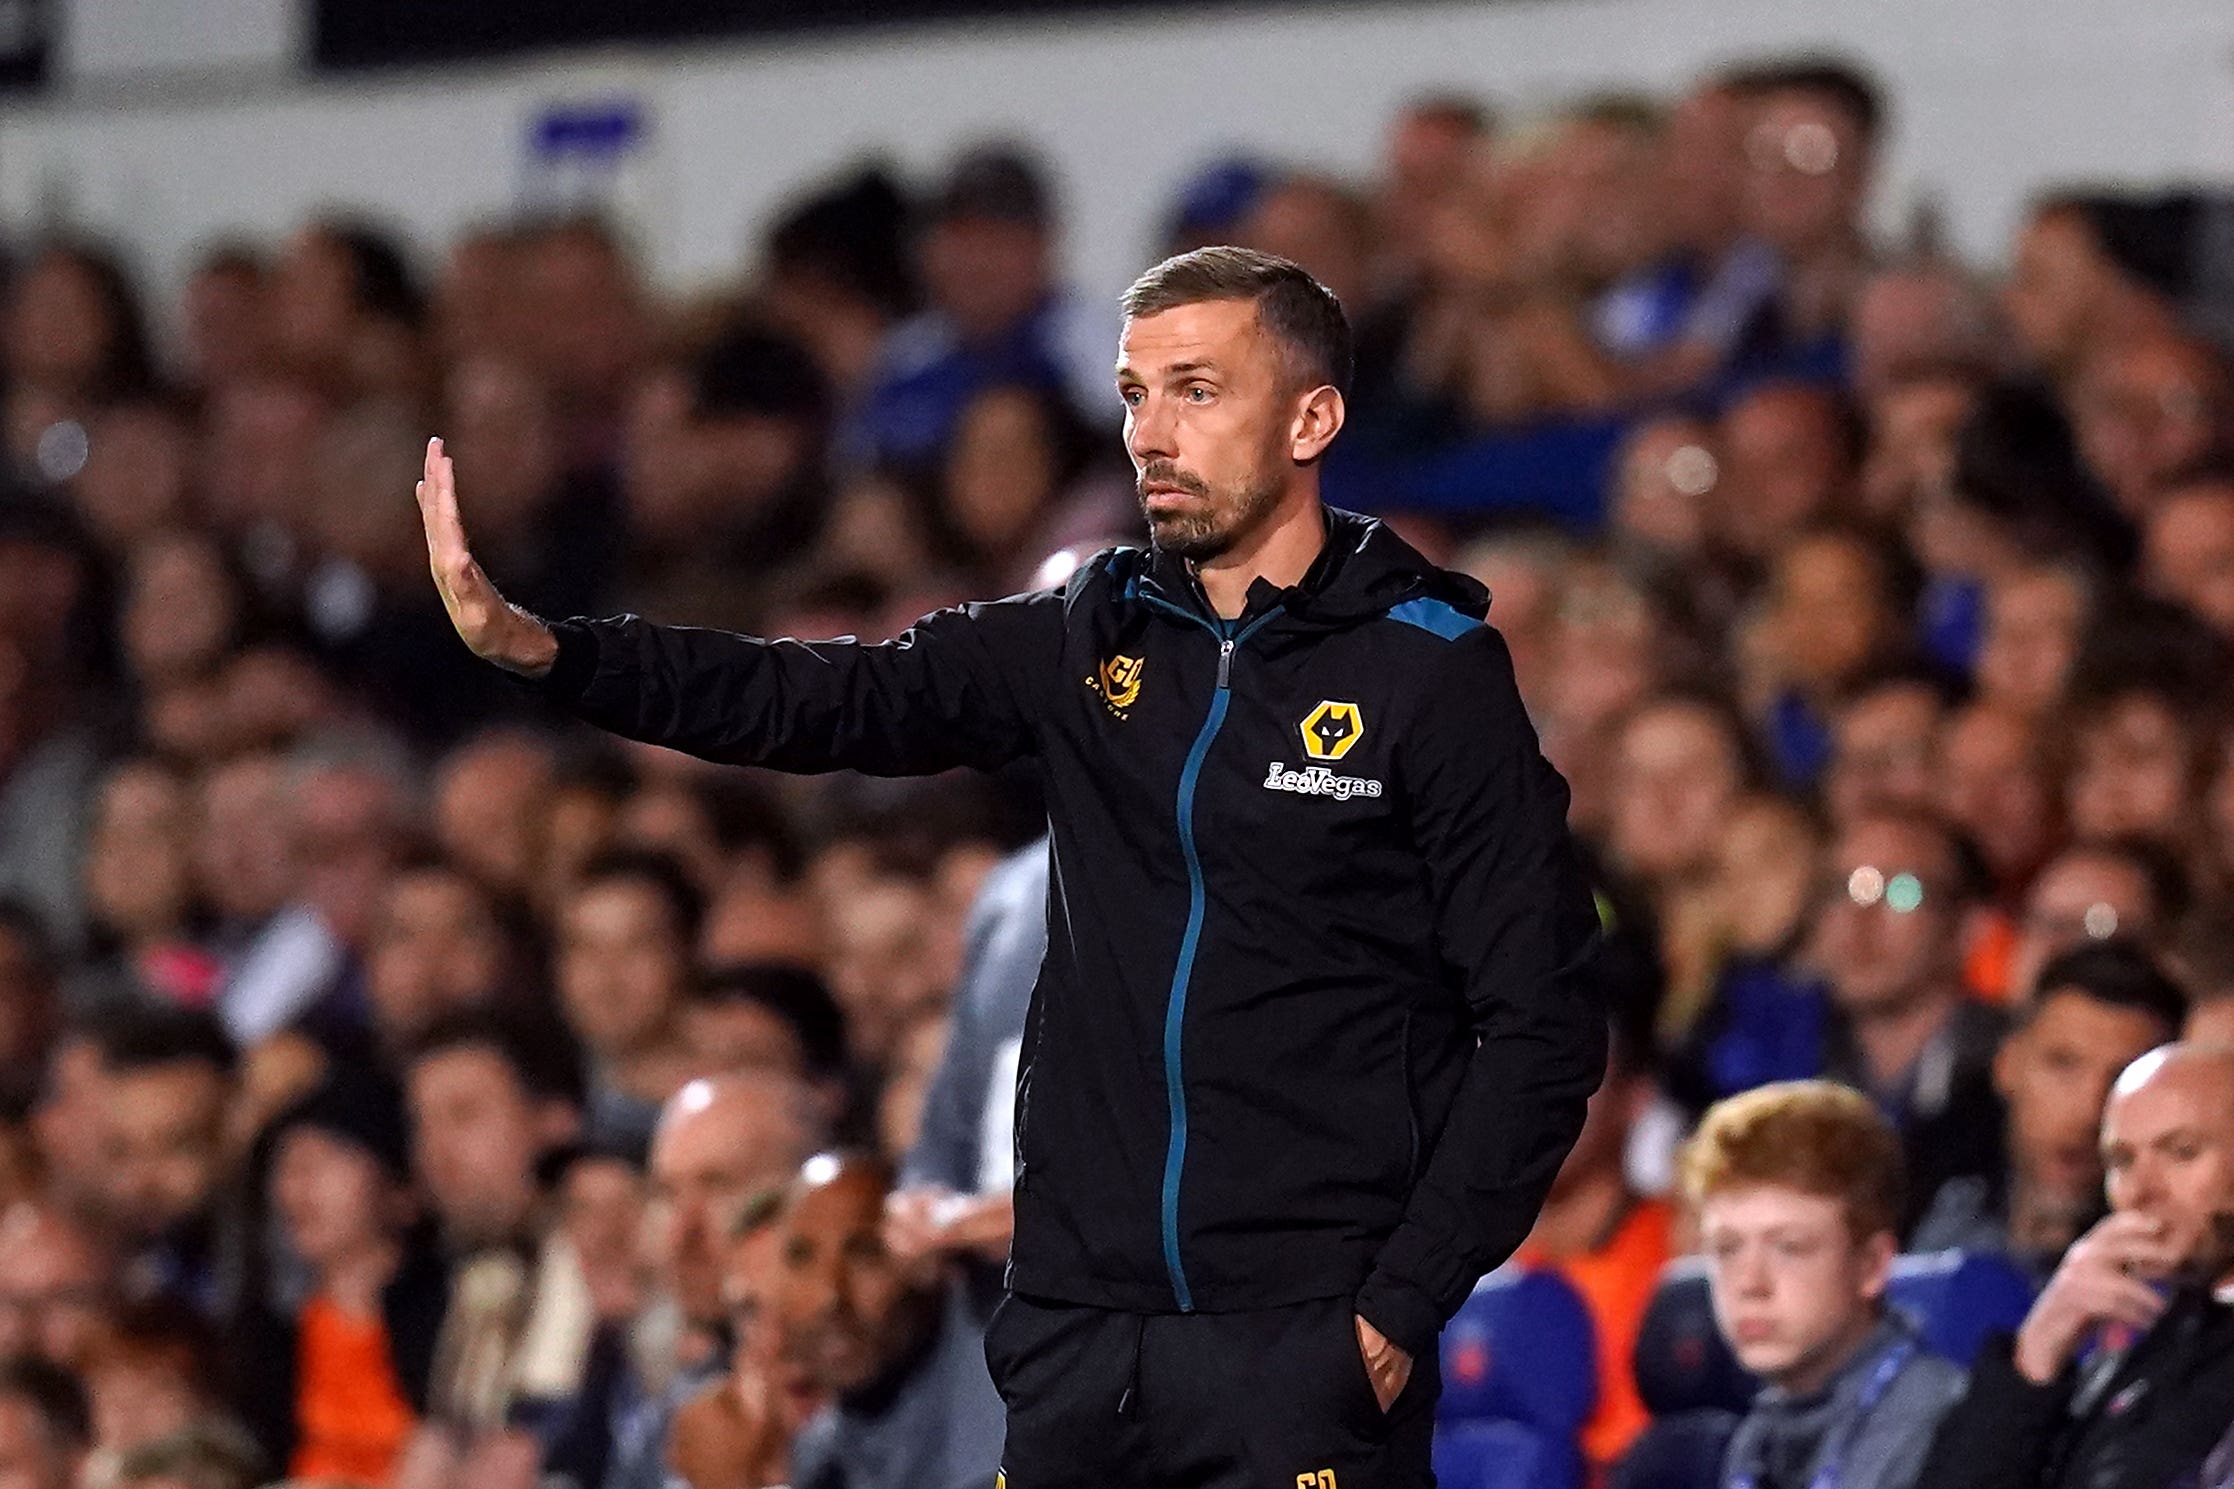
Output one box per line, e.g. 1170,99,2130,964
416,436,559,678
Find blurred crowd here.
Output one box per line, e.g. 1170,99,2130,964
1,39,2233,1489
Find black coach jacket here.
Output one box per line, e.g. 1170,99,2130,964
534,506,1604,1359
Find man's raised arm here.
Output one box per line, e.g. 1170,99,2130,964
414,437,1062,775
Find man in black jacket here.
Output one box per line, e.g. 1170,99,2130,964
1914,1043,2234,1489
415,246,1605,1487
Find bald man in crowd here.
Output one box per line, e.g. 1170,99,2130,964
606,1073,825,1489
1917,1043,2234,1489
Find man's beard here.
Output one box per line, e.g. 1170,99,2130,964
1138,461,1284,562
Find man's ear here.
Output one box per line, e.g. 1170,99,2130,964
1856,1228,1898,1303
1290,385,1346,464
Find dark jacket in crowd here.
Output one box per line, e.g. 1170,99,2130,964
533,506,1605,1360
1915,1287,2234,1489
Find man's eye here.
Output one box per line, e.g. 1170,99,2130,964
1186,386,1212,402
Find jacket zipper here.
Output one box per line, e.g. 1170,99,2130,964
1142,592,1280,1312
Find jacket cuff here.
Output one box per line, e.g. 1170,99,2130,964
1354,1272,1444,1363
536,617,601,702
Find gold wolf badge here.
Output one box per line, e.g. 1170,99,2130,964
1090,653,1146,717
1299,700,1364,762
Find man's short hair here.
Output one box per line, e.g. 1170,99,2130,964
1837,805,1993,909
0,1354,92,1453
2062,835,2193,931
2028,938,2187,1033
574,849,707,949
694,963,851,1082
1680,1080,1905,1241
1120,246,1354,397
406,1008,585,1110
1726,57,1886,145
92,1006,237,1079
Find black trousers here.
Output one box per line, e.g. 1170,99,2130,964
984,1293,1439,1489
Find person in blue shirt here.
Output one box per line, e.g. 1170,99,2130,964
843,145,1109,475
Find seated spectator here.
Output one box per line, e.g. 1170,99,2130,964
1514,1009,1675,1471
0,1199,117,1370
771,1153,1004,1489
1684,1080,1966,1489
1608,414,1720,572
604,1073,827,1489
1725,60,1886,380
1910,940,2185,1279
67,758,220,1016
1749,525,1915,787
1915,1044,2234,1489
1824,669,1952,833
243,1073,444,1485
1604,692,1754,1007
556,852,708,1155
1714,381,1860,562
218,734,420,1048
2001,192,2189,384
28,1020,111,1218
1809,810,2007,1232
2005,839,2188,1005
2064,666,2220,859
1848,262,2000,405
523,1142,649,1489
80,1298,234,1477
2069,332,2232,519
1664,792,1828,1107
92,1007,238,1316
1970,561,2094,722
1935,703,2059,903
929,381,1128,594
363,856,527,1055
662,1194,798,1489
0,1355,92,1489
385,1012,609,1489
617,324,835,629
687,963,852,1131
2140,464,2234,642
429,729,560,906
846,143,1106,474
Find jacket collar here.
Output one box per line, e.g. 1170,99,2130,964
1135,506,1488,630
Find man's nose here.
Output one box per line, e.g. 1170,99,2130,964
2120,1156,2167,1212
1129,398,1177,463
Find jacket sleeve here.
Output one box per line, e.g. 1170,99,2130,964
1354,624,1606,1361
534,588,1065,775
1909,1339,2071,1489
